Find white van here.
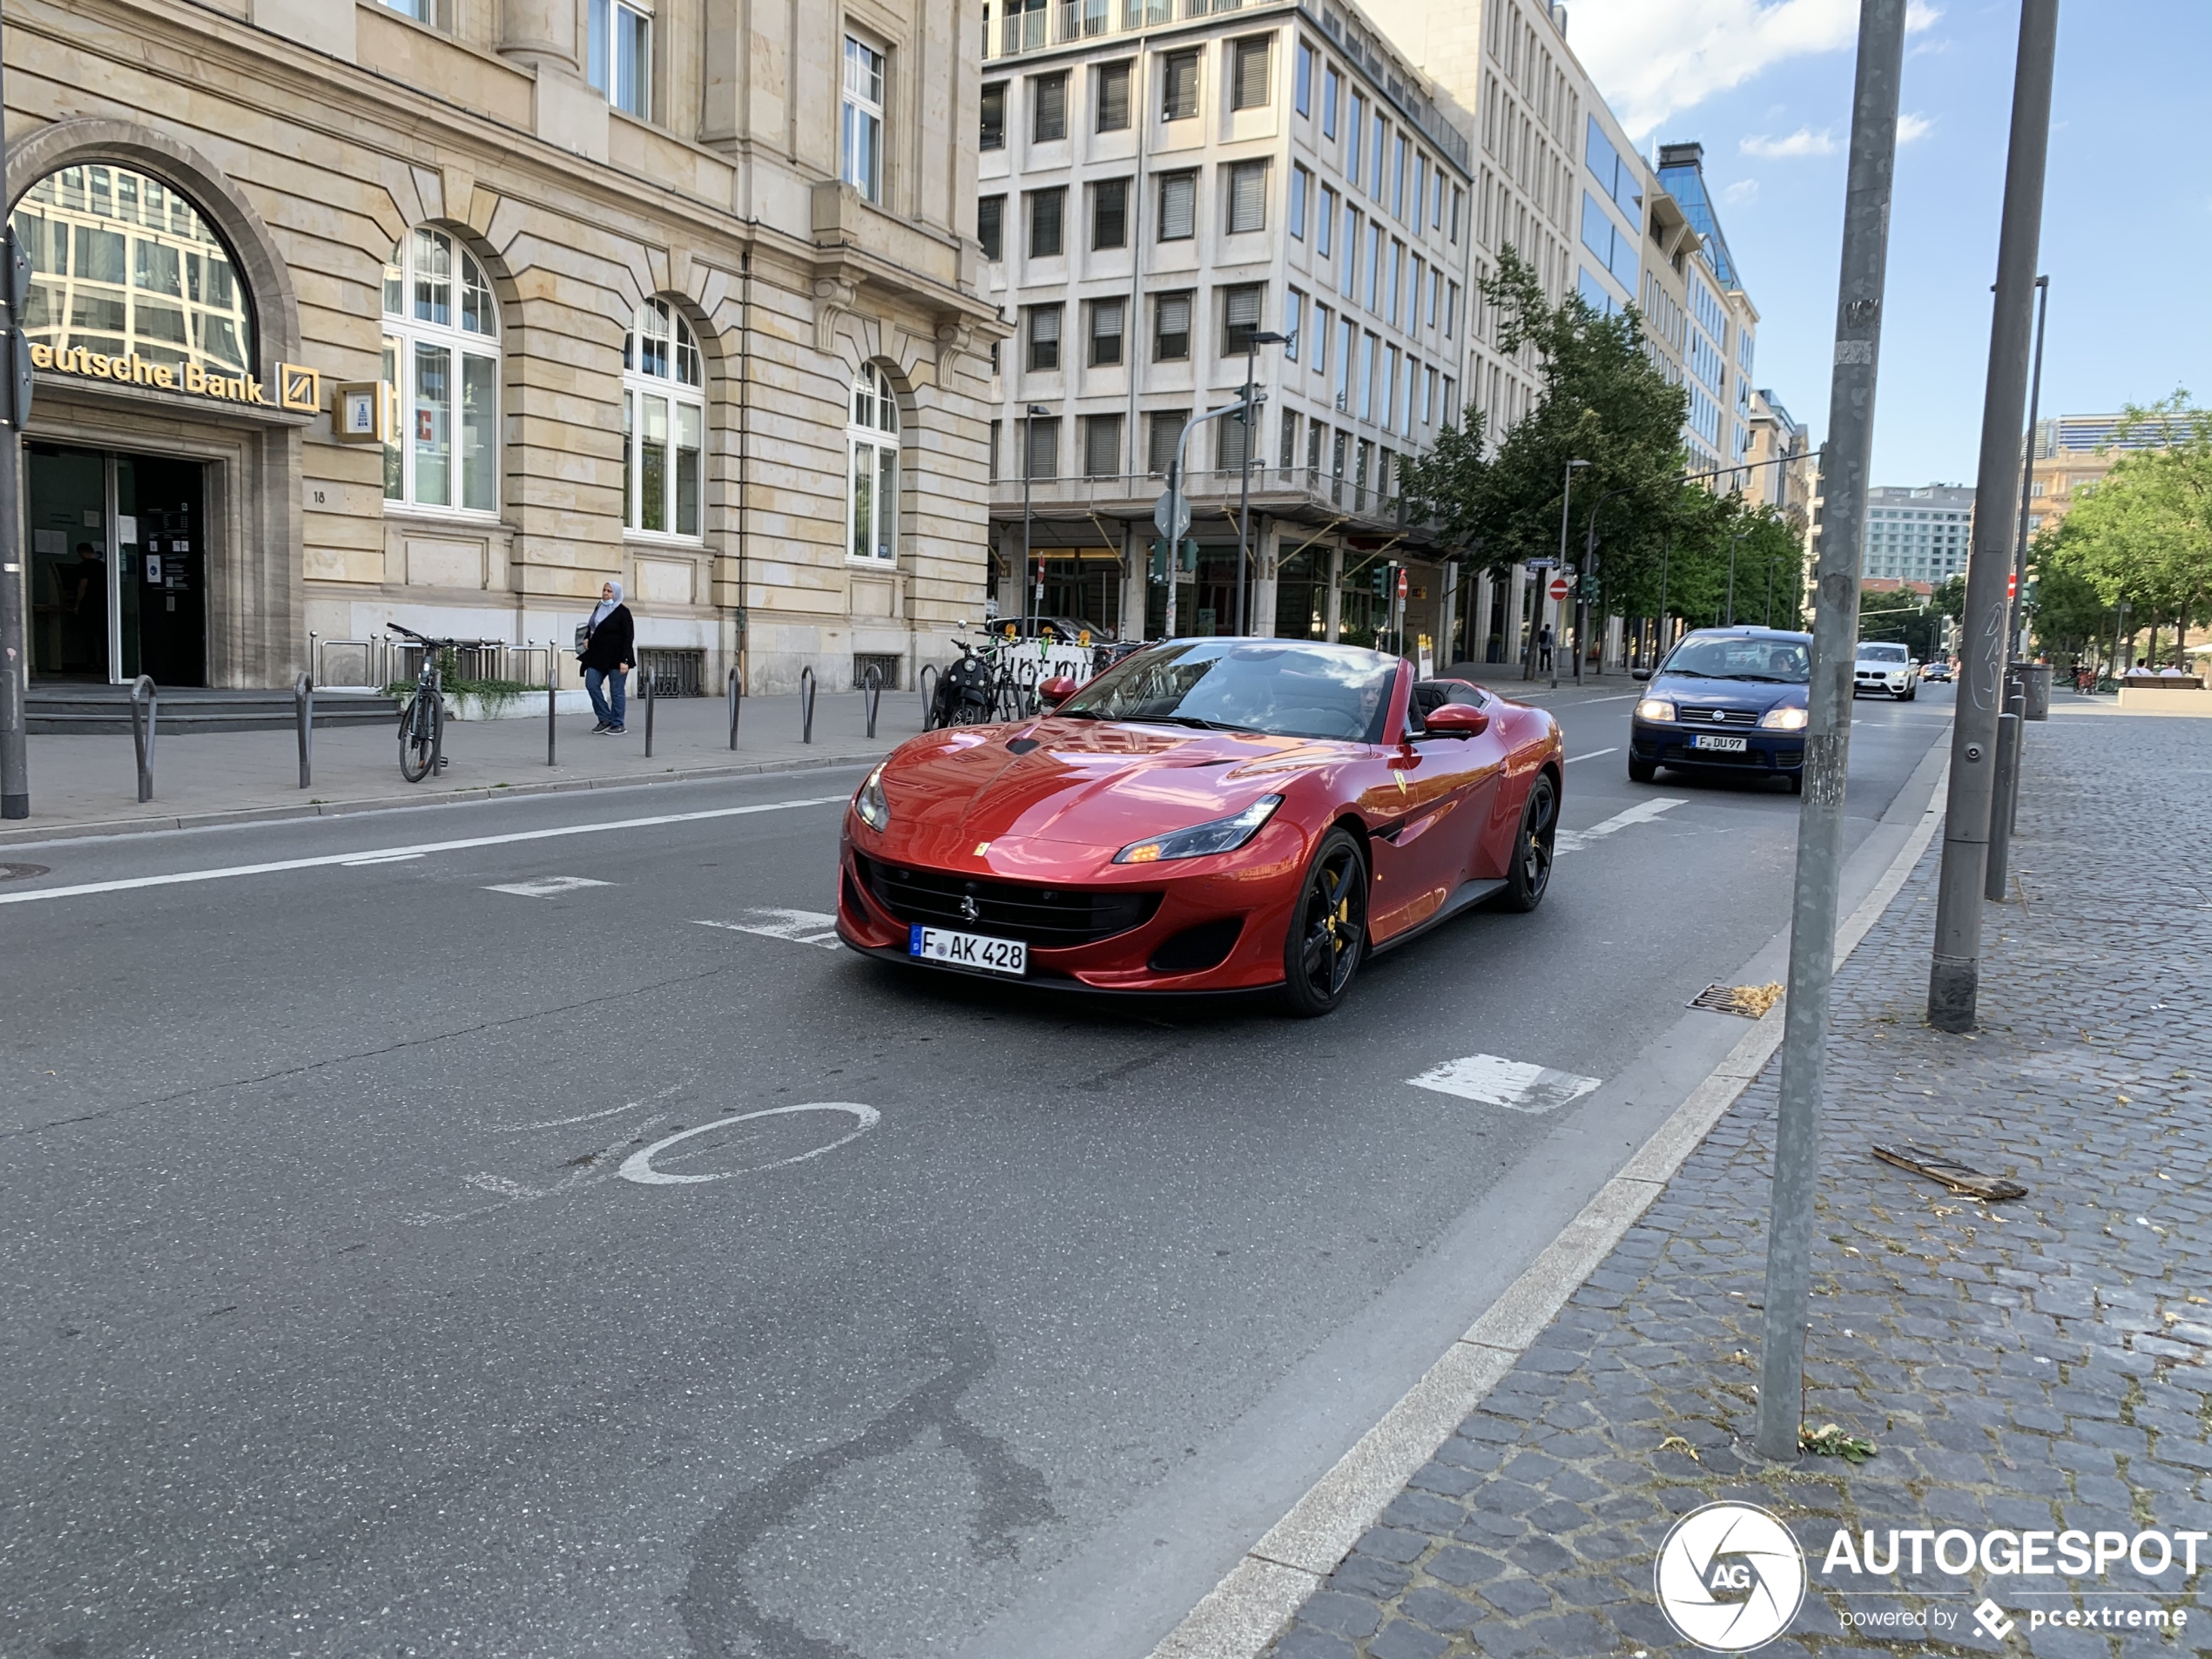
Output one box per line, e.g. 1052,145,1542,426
1854,641,1918,700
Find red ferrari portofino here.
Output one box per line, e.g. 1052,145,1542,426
836,640,1563,1014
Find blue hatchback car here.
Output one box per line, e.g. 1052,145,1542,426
1629,626,1812,792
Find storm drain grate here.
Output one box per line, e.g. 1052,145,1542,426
0,862,50,882
1689,981,1784,1019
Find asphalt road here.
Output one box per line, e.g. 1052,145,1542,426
0,681,1955,1659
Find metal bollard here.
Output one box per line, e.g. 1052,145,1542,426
726,665,742,749
547,648,558,767
863,664,882,739
919,663,938,731
2006,685,2026,836
129,674,157,803
642,665,657,758
1985,707,2020,900
295,671,314,788
799,664,816,745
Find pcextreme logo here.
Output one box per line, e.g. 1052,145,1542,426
1654,1501,1808,1653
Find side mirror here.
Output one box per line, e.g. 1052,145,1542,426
1038,675,1080,707
1422,702,1489,738
1630,667,1651,682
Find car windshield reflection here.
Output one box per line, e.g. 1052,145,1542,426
1057,640,1398,743
1661,636,1811,685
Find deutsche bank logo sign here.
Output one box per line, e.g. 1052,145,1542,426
1655,1501,1808,1652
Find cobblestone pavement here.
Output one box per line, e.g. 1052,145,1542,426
1264,705,2212,1658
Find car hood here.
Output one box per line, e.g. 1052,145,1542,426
872,718,1353,872
1651,672,1807,712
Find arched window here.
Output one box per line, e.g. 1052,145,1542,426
10,162,255,376
381,227,498,514
623,299,704,537
847,363,900,562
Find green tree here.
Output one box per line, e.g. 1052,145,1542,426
1405,246,1689,644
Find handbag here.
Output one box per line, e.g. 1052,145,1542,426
574,621,591,654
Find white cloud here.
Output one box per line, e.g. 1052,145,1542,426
1723,179,1762,205
1896,111,1936,145
1568,0,1942,142
1740,126,1837,158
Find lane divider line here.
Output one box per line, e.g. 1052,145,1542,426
1553,796,1686,854
1145,761,1951,1659
0,795,849,907
1563,747,1618,765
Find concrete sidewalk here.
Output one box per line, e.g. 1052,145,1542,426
1243,707,2212,1658
0,688,921,846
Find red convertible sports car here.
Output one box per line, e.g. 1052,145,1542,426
836,639,1564,1015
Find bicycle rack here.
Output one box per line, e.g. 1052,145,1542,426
862,664,882,739
919,663,937,730
294,672,314,789
726,665,742,749
799,665,816,745
643,667,657,758
129,675,157,802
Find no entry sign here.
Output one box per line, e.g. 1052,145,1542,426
1548,576,1572,603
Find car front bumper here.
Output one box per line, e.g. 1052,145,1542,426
1630,718,1804,772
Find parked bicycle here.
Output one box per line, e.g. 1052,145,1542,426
387,622,455,781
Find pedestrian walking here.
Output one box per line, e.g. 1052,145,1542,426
578,579,635,735
1537,623,1554,674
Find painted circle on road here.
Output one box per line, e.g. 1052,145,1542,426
617,1102,880,1186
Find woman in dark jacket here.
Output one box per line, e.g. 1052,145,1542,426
579,579,636,734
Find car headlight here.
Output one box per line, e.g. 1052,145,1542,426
854,762,890,831
1759,705,1809,731
1635,698,1676,723
1114,794,1283,864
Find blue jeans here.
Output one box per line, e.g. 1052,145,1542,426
585,666,627,728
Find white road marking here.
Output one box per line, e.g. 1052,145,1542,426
1406,1054,1601,1114
492,1081,691,1134
341,851,424,867
1563,748,1618,764
0,794,850,907
1554,796,1686,855
618,1103,881,1185
692,908,842,948
485,875,612,898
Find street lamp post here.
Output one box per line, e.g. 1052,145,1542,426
1021,403,1049,620
2007,275,2050,659
1542,458,1590,687
1162,395,1260,639
1235,330,1290,635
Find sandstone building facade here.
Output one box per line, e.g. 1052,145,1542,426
8,0,999,694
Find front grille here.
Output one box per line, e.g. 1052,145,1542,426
1678,706,1758,725
854,853,1161,948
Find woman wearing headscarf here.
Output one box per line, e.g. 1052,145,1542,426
578,578,636,734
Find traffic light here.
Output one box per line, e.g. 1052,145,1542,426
1147,539,1198,583
2,229,31,431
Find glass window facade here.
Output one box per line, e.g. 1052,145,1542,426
848,363,901,559
622,299,704,538
381,226,497,514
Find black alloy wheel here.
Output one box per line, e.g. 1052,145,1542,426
1499,771,1557,913
1281,826,1368,1017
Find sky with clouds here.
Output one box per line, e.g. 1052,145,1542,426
1562,0,2211,487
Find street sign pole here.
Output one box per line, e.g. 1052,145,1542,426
0,7,30,820
1754,0,1907,1465
1927,0,2060,1034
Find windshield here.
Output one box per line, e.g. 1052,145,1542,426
1858,643,1909,663
1660,635,1811,685
1057,640,1398,742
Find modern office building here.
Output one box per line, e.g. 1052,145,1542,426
10,0,998,696
1655,142,1758,482
975,0,1480,664
1863,484,1974,588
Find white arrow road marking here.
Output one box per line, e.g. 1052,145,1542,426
0,793,850,907
1406,1054,1601,1114
618,1103,881,1185
692,908,842,948
485,875,612,898
1554,796,1686,854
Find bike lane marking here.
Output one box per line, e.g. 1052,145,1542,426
691,908,842,948
618,1103,881,1185
486,875,613,898
0,794,849,907
1406,1054,1602,1114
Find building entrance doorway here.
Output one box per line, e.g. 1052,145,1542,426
27,445,207,686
